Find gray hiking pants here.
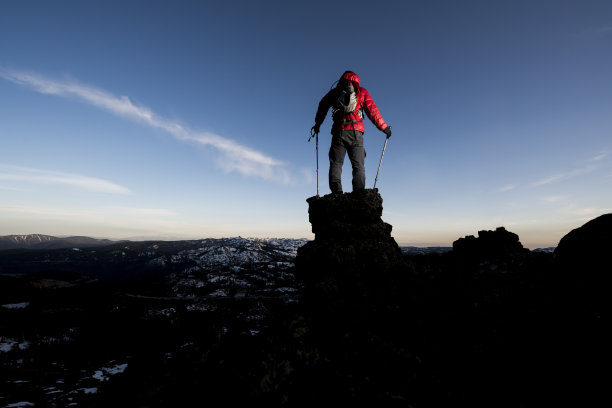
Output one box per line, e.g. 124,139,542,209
329,130,365,193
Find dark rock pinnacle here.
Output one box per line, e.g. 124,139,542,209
295,189,405,308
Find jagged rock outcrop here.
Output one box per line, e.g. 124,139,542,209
295,189,404,308
453,226,528,259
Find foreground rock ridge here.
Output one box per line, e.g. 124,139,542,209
0,204,608,407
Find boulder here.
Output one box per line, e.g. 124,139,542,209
554,213,612,271
553,213,611,306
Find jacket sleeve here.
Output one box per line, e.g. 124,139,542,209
361,88,388,131
314,89,336,127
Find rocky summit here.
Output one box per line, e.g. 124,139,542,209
295,189,405,307
296,189,403,271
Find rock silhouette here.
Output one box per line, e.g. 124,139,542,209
293,195,607,407
549,214,609,405
295,189,405,311
553,213,611,306
1,207,608,407
552,213,610,316
453,226,528,259
290,189,418,406
554,213,612,273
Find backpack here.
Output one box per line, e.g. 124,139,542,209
334,82,357,114
331,81,363,124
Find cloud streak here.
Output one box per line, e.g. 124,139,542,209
0,68,290,183
0,204,178,218
0,165,130,194
557,205,612,217
496,184,516,193
541,195,567,203
531,165,597,187
591,154,606,161
103,206,178,216
590,151,609,162
0,204,201,239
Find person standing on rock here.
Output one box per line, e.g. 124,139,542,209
311,70,391,194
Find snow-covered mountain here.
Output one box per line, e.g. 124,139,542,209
0,234,57,247
0,236,309,280
0,234,118,250
144,237,307,268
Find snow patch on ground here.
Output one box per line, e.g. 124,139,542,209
0,338,30,353
2,302,30,309
91,362,128,382
209,288,229,297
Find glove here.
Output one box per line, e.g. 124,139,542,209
383,126,392,138
311,124,320,134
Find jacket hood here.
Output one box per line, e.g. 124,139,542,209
339,70,361,94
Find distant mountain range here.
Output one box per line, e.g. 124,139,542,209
0,234,120,250
0,234,556,254
0,235,310,281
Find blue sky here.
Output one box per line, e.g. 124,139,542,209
1,0,611,249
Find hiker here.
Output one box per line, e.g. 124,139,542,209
311,70,391,194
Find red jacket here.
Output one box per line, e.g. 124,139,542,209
315,71,388,135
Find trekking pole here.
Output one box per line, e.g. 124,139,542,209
373,133,390,190
308,128,319,196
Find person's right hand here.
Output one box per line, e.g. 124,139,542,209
311,124,320,134
383,126,392,138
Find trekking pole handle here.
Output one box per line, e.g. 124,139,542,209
308,127,318,142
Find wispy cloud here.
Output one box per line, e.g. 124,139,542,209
0,204,199,238
592,26,612,38
496,184,516,193
0,68,291,183
531,165,597,187
301,168,314,185
0,165,130,194
103,206,178,216
0,204,178,217
597,26,612,34
0,205,91,217
557,205,611,217
578,25,612,42
590,152,609,162
541,195,567,203
0,185,26,191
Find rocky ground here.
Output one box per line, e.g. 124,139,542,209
0,199,607,407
